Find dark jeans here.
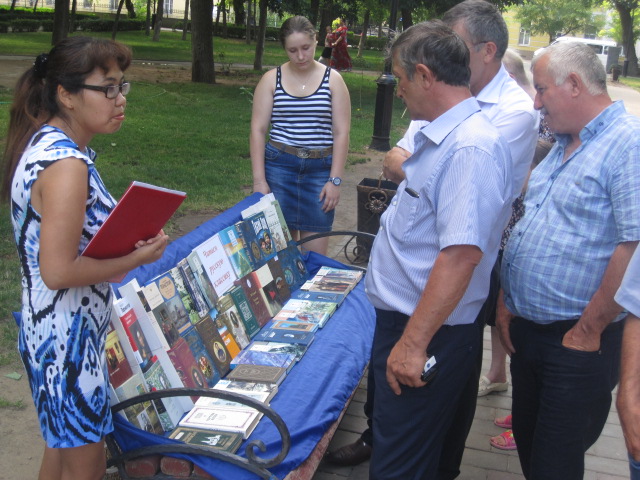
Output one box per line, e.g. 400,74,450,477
510,317,623,480
369,309,479,480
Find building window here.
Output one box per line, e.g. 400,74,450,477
518,28,531,46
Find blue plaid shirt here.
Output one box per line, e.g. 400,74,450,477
502,101,640,323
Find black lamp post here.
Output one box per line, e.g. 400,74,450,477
369,0,399,151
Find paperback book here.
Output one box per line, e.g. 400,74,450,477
216,293,251,350
194,315,232,377
228,285,261,339
241,194,290,252
178,405,262,439
235,212,276,270
218,224,253,279
247,341,309,362
181,325,221,388
225,364,287,386
169,427,243,452
254,321,316,346
105,321,134,388
229,348,296,372
273,298,338,328
193,234,238,299
277,243,309,291
301,266,363,294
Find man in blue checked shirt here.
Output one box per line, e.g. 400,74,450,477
498,41,640,480
364,20,513,479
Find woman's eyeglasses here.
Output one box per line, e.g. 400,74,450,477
79,82,131,99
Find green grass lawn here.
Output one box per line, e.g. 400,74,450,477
0,36,409,376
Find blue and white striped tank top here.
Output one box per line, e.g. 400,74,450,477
269,65,333,149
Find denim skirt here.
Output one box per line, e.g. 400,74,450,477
264,142,335,232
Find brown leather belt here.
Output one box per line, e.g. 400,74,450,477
268,140,332,159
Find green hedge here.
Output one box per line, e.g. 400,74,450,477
76,18,145,31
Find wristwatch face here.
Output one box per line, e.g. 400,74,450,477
330,177,342,186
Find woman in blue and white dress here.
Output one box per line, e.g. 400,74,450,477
1,37,169,480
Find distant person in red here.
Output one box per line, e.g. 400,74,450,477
330,18,352,72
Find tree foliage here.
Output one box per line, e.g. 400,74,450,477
516,0,597,42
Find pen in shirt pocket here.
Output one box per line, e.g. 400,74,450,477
405,187,420,198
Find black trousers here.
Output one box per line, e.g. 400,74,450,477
369,309,480,480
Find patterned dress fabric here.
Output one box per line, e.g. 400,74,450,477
11,125,116,448
330,26,352,72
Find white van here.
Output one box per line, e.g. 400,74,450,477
534,36,620,69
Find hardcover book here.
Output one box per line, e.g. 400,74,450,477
267,256,291,306
270,319,318,333
241,194,290,252
225,364,287,386
213,378,279,397
82,182,186,280
113,297,154,371
193,234,238,299
248,341,309,362
177,258,210,319
142,357,181,431
235,212,276,270
254,321,316,346
169,266,201,325
195,388,272,408
216,293,251,349
194,315,232,377
105,321,134,388
181,325,221,388
277,243,309,292
114,372,164,435
228,285,261,339
169,427,243,452
235,270,273,328
290,289,346,307
229,348,296,372
167,336,210,392
178,405,262,439
144,270,193,343
186,251,219,313
274,298,338,328
218,224,253,279
218,325,241,360
301,266,363,294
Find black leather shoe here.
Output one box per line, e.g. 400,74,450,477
325,439,372,466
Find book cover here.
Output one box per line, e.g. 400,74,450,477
194,315,232,377
213,379,278,401
253,262,284,318
300,266,362,294
169,427,243,452
241,195,289,252
270,319,318,333
235,212,276,270
230,349,296,372
218,325,241,360
274,298,338,328
195,388,272,408
193,234,238,299
105,321,134,388
139,281,182,350
114,372,164,435
267,256,291,306
178,405,261,439
113,297,154,371
248,341,308,362
235,270,272,328
290,289,346,307
254,321,316,346
228,285,261,339
216,293,251,350
142,358,180,431
177,258,211,319
278,243,309,291
169,266,201,325
167,336,210,392
181,325,221,388
218,224,253,279
187,251,219,313
145,270,193,340
82,181,186,262
225,364,287,386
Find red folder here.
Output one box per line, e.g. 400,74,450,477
82,181,186,260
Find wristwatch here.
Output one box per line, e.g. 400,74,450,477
328,177,342,186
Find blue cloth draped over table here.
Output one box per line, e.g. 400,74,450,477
110,193,376,479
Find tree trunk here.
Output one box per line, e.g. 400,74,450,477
10,0,16,12
400,8,412,29
214,0,221,34
191,0,215,83
233,0,244,26
222,0,227,37
153,0,163,41
52,0,69,45
357,9,370,58
125,0,136,18
615,1,639,76
319,0,333,39
253,0,267,70
69,0,76,33
309,0,320,26
145,0,151,35
182,0,189,40
112,0,126,40
245,0,251,44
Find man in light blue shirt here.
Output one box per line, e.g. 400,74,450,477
499,41,640,479
616,247,640,480
364,20,512,479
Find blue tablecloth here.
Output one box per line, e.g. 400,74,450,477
111,193,376,479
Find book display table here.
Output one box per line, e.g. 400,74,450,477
107,193,376,480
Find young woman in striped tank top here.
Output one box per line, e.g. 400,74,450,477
250,15,351,256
